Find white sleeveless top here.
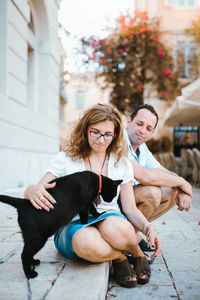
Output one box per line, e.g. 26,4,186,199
45,151,134,216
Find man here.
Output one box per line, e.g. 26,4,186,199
124,104,192,255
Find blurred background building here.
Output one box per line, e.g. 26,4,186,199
129,1,200,161
59,72,111,148
0,0,199,190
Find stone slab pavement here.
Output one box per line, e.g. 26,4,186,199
0,187,199,299
107,187,200,300
0,188,109,300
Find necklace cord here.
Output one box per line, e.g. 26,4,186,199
88,154,106,175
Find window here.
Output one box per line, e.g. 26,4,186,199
166,0,176,6
166,0,195,7
75,90,84,109
176,42,198,78
0,1,6,93
188,0,195,6
174,127,199,156
27,9,36,109
27,44,35,108
178,0,185,5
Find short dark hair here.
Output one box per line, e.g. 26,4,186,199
130,104,159,128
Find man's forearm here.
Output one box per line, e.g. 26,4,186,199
138,168,192,196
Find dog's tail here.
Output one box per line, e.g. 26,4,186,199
0,195,26,209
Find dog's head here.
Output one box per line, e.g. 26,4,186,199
101,175,122,203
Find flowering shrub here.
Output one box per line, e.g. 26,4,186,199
80,11,179,113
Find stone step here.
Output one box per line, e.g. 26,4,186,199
0,220,110,300
0,187,110,300
46,260,110,300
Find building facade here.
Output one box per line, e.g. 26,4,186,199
61,73,111,148
134,0,200,141
0,0,61,189
134,0,200,79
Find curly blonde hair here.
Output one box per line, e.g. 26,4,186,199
63,103,127,164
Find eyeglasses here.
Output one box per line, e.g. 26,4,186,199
88,127,116,142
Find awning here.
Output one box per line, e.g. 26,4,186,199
164,106,200,127
164,78,200,127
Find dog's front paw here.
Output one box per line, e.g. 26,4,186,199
27,270,38,279
32,258,40,265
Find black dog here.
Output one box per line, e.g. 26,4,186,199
0,171,122,279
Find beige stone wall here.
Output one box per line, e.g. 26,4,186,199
0,0,61,189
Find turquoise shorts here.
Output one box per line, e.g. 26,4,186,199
54,211,126,259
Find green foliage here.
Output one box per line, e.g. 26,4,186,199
80,11,179,113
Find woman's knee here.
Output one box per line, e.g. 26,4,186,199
73,227,96,254
72,227,112,261
98,217,137,245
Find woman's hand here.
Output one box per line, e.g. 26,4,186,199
24,182,56,212
146,224,162,260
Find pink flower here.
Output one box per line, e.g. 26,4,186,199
159,52,164,57
123,38,129,44
107,47,112,53
198,221,200,226
120,15,126,25
162,221,166,225
162,92,168,98
99,58,105,64
119,49,124,54
162,69,173,76
153,37,159,41
162,68,168,74
140,27,146,33
138,84,144,90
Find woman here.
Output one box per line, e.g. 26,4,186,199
24,103,161,288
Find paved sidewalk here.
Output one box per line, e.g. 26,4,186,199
0,188,199,299
108,187,200,300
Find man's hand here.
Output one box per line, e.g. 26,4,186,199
175,191,192,212
179,178,192,197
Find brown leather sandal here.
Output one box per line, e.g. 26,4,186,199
112,259,137,288
132,256,151,284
